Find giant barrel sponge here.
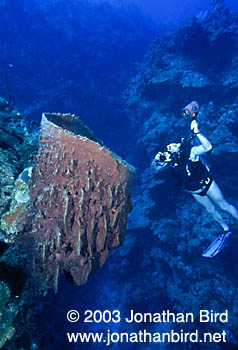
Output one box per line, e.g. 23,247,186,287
18,113,135,292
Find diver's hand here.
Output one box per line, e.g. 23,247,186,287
191,120,199,134
155,152,162,160
151,154,168,173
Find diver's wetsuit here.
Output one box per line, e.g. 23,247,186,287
171,143,213,196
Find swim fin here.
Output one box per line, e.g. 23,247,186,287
202,231,232,258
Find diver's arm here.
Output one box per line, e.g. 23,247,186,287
151,157,168,173
190,120,212,160
195,132,212,152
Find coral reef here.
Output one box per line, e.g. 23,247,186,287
2,1,238,348
121,2,238,347
0,97,38,220
0,100,135,346
124,2,238,161
17,113,134,291
0,281,18,348
0,99,49,349
1,167,32,240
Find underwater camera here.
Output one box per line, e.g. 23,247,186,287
155,151,171,165
158,151,170,162
182,101,199,119
155,143,182,166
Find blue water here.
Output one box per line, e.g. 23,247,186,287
1,0,238,349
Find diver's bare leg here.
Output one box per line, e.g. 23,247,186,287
207,181,238,221
192,193,230,231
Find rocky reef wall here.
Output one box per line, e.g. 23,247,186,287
124,2,238,158
122,1,238,347
0,99,39,349
0,98,37,219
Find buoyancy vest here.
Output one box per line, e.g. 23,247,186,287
171,140,212,192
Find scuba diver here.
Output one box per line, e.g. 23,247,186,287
151,101,238,258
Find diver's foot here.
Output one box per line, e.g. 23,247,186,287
202,231,231,258
224,230,232,238
222,224,230,232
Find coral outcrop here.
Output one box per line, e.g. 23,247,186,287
0,97,38,219
0,98,40,349
1,167,32,240
17,113,134,291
